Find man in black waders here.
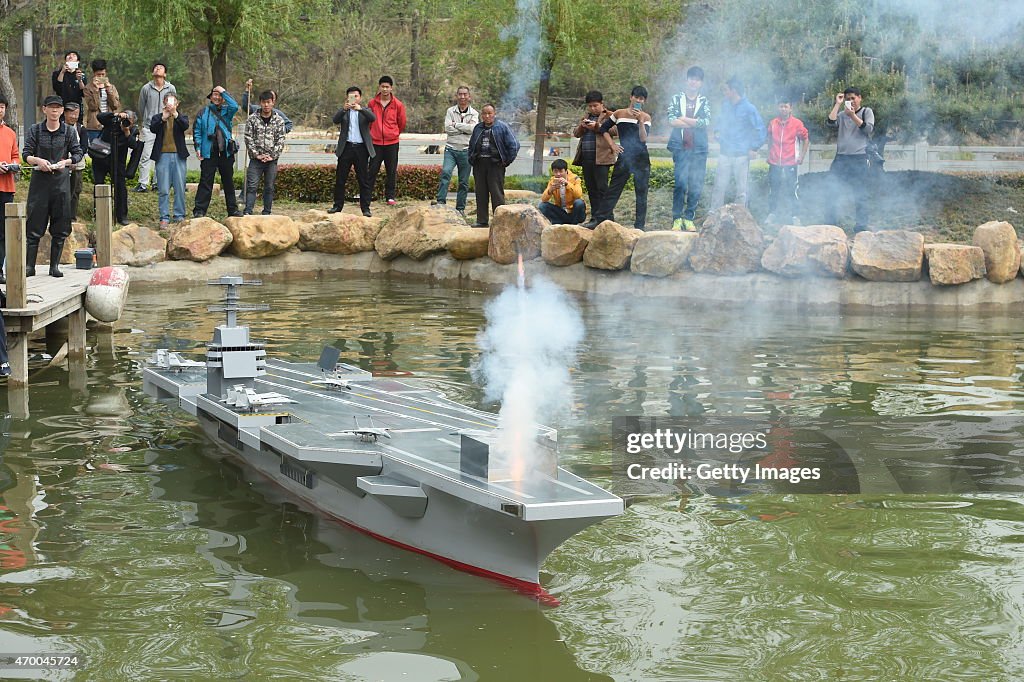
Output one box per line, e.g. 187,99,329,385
22,95,84,277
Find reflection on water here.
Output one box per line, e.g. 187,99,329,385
0,277,1022,680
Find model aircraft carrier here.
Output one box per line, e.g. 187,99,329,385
142,276,623,598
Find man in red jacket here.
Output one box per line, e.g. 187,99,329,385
766,98,808,225
367,75,407,206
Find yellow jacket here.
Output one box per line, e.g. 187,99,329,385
540,171,584,211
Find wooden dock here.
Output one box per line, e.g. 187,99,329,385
3,185,118,417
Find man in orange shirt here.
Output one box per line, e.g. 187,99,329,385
366,76,407,206
0,94,21,285
765,98,808,225
538,159,585,224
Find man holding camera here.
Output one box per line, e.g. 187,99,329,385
825,87,874,232
136,62,177,193
52,51,86,112
538,159,585,224
150,93,190,227
83,59,120,144
0,95,21,284
95,110,141,226
193,85,242,219
330,86,376,217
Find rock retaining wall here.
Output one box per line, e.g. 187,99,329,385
117,204,1024,311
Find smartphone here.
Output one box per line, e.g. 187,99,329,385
347,93,357,105
98,76,109,85
844,100,853,111
632,102,643,111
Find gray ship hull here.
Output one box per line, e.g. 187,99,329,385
143,358,623,600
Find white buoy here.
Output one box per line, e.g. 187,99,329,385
85,266,130,322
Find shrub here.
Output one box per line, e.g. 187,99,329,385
275,164,443,203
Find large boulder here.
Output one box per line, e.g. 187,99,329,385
630,232,698,277
298,214,382,254
972,221,1020,283
761,224,849,278
36,222,90,265
375,205,468,260
165,217,233,262
924,244,987,285
542,225,592,266
583,220,642,270
488,204,547,264
112,224,167,266
223,215,300,259
503,189,540,203
689,204,765,274
850,230,924,282
448,228,491,260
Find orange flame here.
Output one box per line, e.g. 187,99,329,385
516,253,525,289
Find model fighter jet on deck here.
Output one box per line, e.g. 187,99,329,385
326,416,392,443
148,349,205,373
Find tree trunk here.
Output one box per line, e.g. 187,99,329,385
207,37,228,87
532,66,551,176
0,50,16,128
410,10,421,97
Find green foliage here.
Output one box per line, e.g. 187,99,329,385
274,164,443,203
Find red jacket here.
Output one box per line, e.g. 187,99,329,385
367,94,407,146
0,123,18,193
767,116,808,166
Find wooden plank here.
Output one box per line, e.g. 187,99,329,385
68,303,86,359
4,202,27,308
95,184,112,267
7,329,28,387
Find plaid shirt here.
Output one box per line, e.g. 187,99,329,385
244,111,286,160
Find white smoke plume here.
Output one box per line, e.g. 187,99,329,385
474,276,584,476
499,0,543,113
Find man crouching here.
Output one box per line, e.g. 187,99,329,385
538,159,585,224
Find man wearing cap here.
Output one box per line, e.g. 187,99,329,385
192,85,242,218
22,95,84,277
63,101,87,222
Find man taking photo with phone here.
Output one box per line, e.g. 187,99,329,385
825,86,874,233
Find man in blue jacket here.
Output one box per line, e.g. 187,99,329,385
710,77,766,210
192,85,242,218
467,104,520,227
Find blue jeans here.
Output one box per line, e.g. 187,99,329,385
155,154,187,221
538,199,586,225
671,150,708,220
436,147,470,210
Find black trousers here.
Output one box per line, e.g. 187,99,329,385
334,142,372,211
594,151,651,229
367,142,399,201
194,149,239,216
472,158,506,225
825,154,869,230
580,161,611,219
93,153,130,222
26,171,72,246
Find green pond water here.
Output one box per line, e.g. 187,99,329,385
0,276,1022,681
